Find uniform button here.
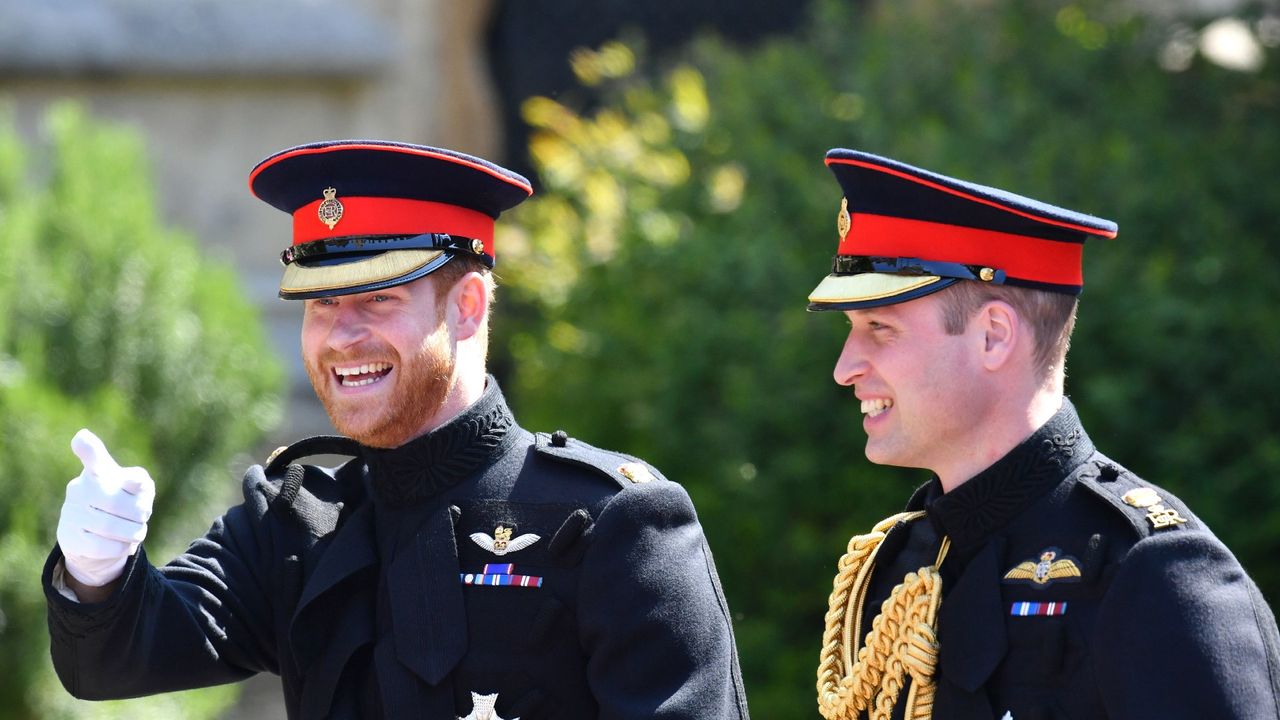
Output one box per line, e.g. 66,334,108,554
551,430,569,447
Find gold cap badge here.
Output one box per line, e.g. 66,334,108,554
317,187,344,230
836,197,851,241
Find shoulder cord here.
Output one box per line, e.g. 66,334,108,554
817,511,951,720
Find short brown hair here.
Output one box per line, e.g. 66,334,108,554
431,254,494,296
936,281,1078,381
429,254,497,324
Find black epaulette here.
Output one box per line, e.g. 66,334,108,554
533,429,665,489
261,435,362,535
1076,454,1198,539
264,435,362,476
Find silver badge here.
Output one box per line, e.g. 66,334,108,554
470,524,540,556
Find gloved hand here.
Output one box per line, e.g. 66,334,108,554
56,429,155,588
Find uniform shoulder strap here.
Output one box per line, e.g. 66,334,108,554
262,435,362,520
532,429,666,489
264,435,362,475
1076,454,1198,539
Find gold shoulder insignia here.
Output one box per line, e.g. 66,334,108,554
1121,487,1161,508
1122,486,1188,530
618,462,654,484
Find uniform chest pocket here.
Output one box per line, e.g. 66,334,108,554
456,501,589,655
998,615,1073,683
463,581,569,653
991,613,1103,720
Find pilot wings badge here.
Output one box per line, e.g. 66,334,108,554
1002,547,1082,588
470,524,540,556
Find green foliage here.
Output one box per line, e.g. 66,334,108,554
495,2,1280,717
0,104,282,719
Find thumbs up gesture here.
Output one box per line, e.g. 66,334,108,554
56,429,156,588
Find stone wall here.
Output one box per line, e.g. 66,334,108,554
1,2,497,716
1,0,500,445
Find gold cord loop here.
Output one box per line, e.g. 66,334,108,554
817,512,948,720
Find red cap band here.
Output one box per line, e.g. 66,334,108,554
291,196,495,250
838,213,1084,287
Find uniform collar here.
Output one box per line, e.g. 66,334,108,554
919,397,1095,550
362,375,516,505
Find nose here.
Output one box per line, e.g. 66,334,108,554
325,304,372,352
833,332,869,387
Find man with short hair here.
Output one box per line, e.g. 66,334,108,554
44,140,750,719
808,149,1280,719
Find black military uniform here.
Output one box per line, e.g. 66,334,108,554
43,378,749,718
806,149,1280,719
42,140,749,719
855,399,1280,719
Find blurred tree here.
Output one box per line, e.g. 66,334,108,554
487,0,816,180
493,0,1280,716
0,104,282,719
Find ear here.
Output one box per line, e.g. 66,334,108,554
977,300,1020,372
449,271,489,341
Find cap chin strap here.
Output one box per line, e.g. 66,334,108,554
832,255,1005,285
282,232,492,269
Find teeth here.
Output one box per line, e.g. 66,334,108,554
860,398,893,417
335,362,390,377
335,362,391,386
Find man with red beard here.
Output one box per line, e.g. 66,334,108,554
42,141,750,720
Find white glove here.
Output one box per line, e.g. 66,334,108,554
56,429,155,588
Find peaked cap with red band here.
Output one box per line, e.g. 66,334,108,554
249,140,532,299
808,149,1118,311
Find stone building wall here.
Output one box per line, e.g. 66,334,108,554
1,0,500,445
1,2,497,715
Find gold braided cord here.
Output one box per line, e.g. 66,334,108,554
817,512,916,719
817,513,949,720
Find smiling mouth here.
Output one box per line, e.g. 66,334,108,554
860,398,893,418
333,362,393,387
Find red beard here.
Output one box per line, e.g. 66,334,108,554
306,327,455,448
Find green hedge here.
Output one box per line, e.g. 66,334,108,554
494,1,1280,716
0,104,283,719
